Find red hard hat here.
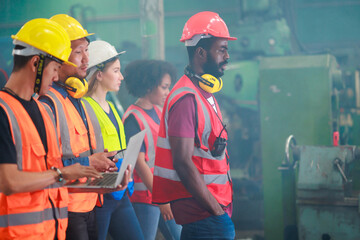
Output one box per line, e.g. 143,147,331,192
180,11,237,45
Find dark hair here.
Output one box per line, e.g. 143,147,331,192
12,45,32,72
186,37,216,63
124,59,176,98
12,45,52,72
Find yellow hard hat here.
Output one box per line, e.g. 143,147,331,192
11,18,76,67
50,14,94,41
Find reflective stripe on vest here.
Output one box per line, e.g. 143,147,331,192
133,182,148,191
154,166,229,185
82,99,104,152
46,90,75,159
0,98,23,169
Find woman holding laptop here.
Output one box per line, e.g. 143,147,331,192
83,40,144,240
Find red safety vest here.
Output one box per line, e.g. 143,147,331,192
45,88,102,212
0,92,68,240
152,75,233,206
122,104,162,204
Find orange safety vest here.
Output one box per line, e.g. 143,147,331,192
152,75,233,206
0,92,68,240
45,87,103,212
122,104,162,204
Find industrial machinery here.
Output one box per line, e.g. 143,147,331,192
281,135,360,240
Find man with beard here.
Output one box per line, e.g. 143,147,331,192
152,11,237,239
39,14,123,240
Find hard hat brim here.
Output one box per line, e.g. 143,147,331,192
11,35,77,67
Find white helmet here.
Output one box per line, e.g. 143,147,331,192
87,40,125,79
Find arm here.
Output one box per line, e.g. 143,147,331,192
63,152,117,172
0,163,101,196
134,152,154,192
170,136,224,216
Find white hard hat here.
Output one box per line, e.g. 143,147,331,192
87,40,125,79
88,40,125,69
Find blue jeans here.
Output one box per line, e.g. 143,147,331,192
132,203,182,240
159,216,182,240
95,194,144,240
132,203,160,240
180,213,235,240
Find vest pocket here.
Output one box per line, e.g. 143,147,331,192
73,122,89,152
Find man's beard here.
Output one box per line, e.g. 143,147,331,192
202,55,227,79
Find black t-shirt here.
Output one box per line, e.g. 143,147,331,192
0,89,47,164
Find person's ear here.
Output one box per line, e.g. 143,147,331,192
96,70,103,81
197,47,207,59
30,55,40,72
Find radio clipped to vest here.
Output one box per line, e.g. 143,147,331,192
184,66,223,93
56,77,88,98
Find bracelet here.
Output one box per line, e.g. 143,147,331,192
51,166,64,182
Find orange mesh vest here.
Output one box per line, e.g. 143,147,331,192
123,104,162,204
0,92,68,240
152,75,233,206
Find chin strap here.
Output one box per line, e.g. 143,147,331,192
34,54,45,94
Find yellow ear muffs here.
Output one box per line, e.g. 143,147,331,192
64,77,88,98
198,74,223,93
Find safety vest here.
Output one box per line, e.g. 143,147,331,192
122,104,162,204
82,97,126,152
45,88,103,212
0,92,68,240
152,75,233,206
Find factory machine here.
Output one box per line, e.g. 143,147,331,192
281,135,360,240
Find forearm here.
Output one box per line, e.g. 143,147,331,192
0,164,58,195
135,153,154,192
63,156,89,166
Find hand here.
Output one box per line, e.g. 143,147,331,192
115,164,132,191
213,205,225,216
68,165,132,194
159,203,174,221
61,163,101,181
89,151,117,172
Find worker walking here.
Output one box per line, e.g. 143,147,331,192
123,59,181,240
0,18,101,240
152,11,236,239
39,14,127,240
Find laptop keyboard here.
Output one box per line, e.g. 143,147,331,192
88,173,117,187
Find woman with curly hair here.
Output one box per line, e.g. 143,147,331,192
123,59,182,240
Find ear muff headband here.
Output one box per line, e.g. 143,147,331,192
56,77,88,98
184,66,223,93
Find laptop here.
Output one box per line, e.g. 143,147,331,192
66,130,145,189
